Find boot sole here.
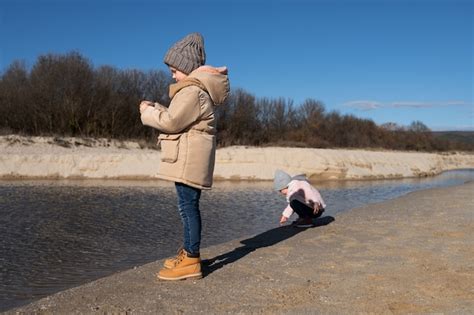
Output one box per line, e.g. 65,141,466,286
156,273,202,281
157,272,202,281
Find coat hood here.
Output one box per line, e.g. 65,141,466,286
188,66,230,106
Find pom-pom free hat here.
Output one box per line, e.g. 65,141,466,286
164,33,206,75
273,169,292,191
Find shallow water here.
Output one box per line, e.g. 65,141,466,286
1,169,473,311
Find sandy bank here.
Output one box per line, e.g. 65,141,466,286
1,135,473,181
7,182,474,314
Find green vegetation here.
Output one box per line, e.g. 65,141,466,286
0,52,471,151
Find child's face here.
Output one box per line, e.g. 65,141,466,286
169,67,188,82
279,188,288,196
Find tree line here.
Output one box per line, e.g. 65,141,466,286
0,51,471,151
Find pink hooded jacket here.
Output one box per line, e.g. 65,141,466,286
282,180,327,218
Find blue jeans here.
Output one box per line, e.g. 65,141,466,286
175,182,202,256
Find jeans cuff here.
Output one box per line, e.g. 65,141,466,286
186,251,200,258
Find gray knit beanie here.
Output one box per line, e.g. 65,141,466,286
273,170,292,191
163,33,206,75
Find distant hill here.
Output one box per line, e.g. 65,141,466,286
432,131,474,146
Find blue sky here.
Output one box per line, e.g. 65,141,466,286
1,0,472,131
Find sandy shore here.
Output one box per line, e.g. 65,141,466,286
1,135,473,181
6,182,474,314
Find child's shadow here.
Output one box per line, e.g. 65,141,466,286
202,216,335,277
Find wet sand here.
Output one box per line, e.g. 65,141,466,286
7,182,474,314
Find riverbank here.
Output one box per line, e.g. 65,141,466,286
7,182,473,314
1,135,473,181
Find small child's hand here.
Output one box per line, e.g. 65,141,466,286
280,215,288,225
312,202,322,215
139,100,154,113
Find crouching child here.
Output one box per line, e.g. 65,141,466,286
273,169,326,228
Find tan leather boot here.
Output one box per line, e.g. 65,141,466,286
157,250,202,281
163,247,184,269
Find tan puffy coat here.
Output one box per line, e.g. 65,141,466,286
140,66,230,189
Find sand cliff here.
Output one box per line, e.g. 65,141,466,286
1,135,473,181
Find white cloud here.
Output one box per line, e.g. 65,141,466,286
344,100,383,111
344,100,470,111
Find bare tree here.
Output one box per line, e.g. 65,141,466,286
0,51,470,151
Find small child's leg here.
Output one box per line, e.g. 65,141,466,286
289,200,315,227
289,200,313,218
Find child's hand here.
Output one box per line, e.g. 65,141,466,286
312,202,322,215
139,100,154,113
280,215,288,225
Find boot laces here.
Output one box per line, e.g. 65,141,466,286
175,250,186,264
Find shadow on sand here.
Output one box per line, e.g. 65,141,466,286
202,216,335,277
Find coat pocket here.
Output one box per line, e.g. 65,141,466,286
158,134,181,163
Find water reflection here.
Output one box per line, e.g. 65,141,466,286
0,169,473,311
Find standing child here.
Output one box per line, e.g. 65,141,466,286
273,169,326,228
139,33,230,281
